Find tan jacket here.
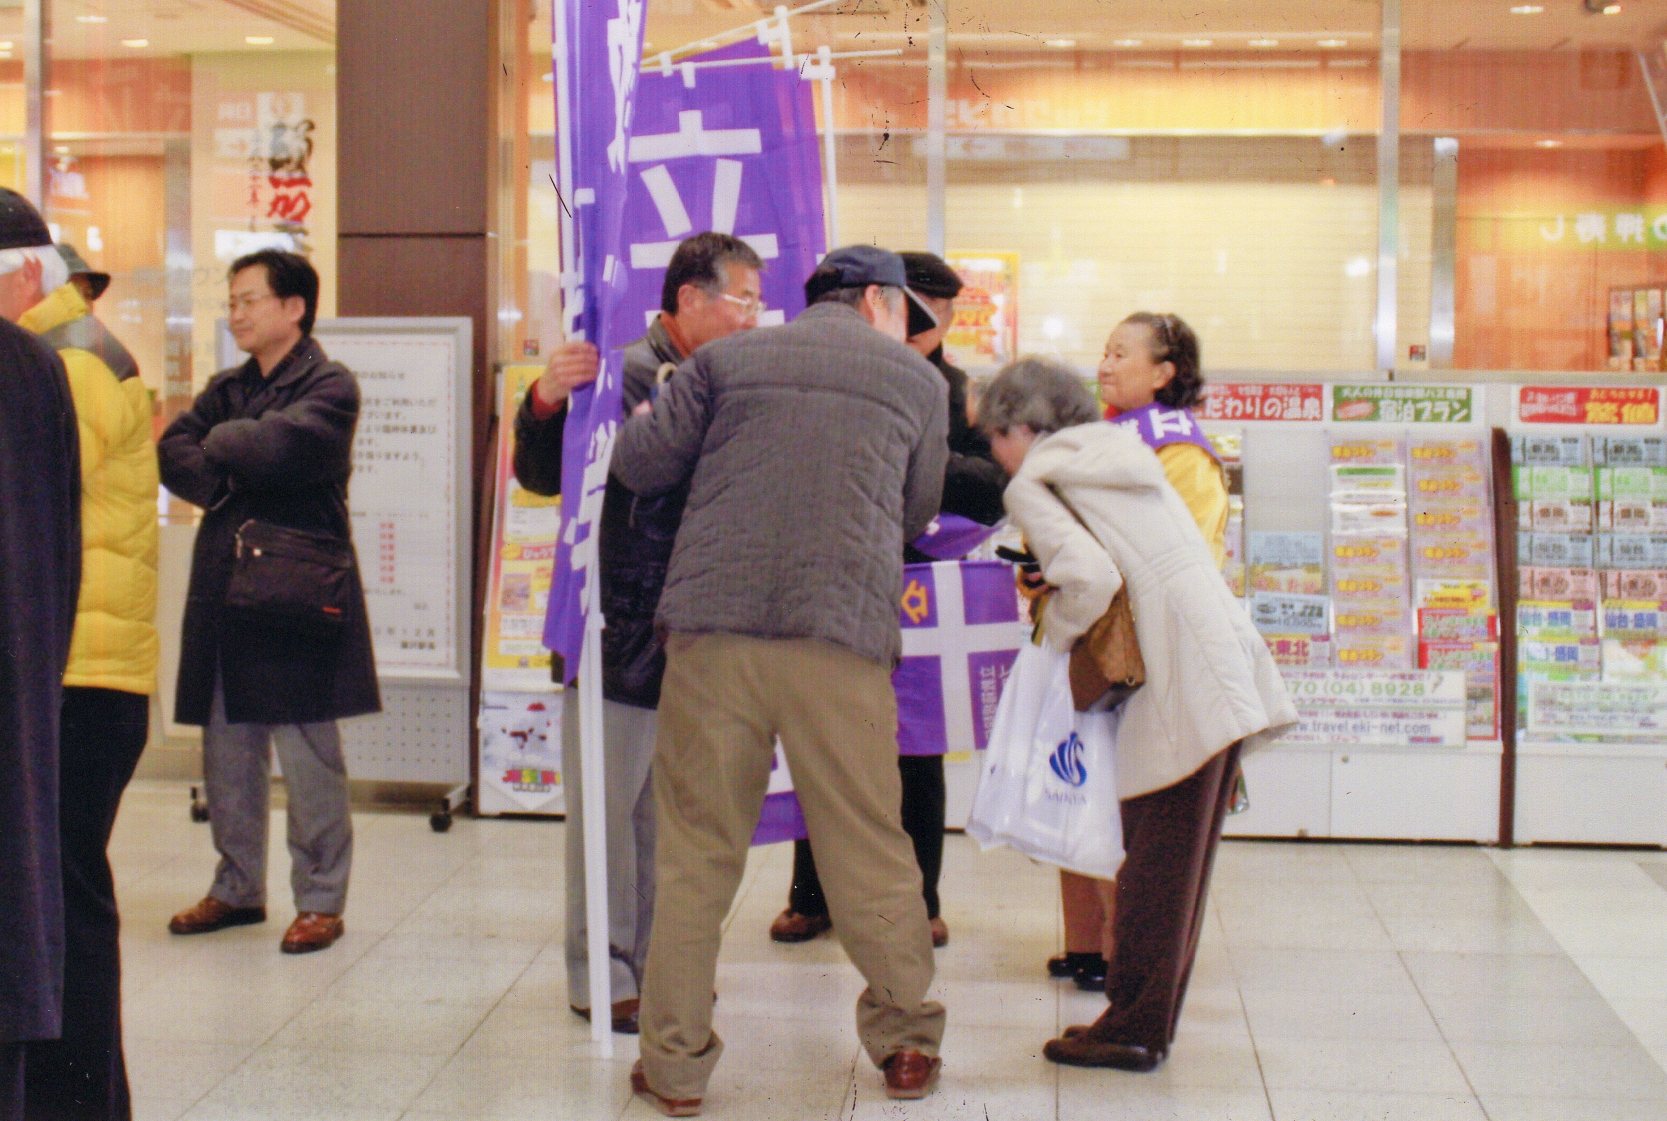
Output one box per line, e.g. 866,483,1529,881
1005,423,1295,799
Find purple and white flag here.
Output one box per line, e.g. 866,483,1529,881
895,561,1029,755
751,559,1028,846
543,0,650,677
621,41,825,334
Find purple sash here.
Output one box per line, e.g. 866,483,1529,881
1109,402,1221,462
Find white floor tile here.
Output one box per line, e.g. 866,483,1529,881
1267,1089,1486,1121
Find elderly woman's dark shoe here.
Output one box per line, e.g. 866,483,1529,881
1043,1031,1163,1071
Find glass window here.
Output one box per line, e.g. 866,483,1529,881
40,0,337,426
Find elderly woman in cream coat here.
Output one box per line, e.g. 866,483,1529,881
980,358,1295,1073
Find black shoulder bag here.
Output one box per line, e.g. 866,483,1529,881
226,519,358,636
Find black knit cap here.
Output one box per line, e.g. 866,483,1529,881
900,251,964,300
0,188,52,251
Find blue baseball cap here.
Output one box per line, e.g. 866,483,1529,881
804,245,939,329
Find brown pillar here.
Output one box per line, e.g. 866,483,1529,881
337,0,505,784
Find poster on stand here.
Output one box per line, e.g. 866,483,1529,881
479,691,565,814
1516,385,1661,428
943,252,1018,369
482,365,562,694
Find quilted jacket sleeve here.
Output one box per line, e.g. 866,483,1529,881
611,352,711,499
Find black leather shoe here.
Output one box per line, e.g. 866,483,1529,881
1043,1035,1164,1071
1072,955,1108,992
1048,951,1104,980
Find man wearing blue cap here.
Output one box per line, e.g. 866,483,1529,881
612,245,949,1114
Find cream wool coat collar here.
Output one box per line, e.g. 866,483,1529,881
1005,423,1297,799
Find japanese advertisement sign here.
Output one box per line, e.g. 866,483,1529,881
943,252,1019,368
482,366,560,693
1518,207,1667,251
619,41,825,336
543,0,649,677
1199,382,1323,422
1274,670,1468,747
1517,386,1661,427
1332,385,1475,424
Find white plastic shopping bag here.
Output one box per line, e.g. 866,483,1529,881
966,642,1125,880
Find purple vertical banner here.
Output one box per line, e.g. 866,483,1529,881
620,42,826,335
543,0,649,677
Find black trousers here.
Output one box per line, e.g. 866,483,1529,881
2,1045,23,1121
1090,743,1242,1053
23,687,148,1121
790,753,946,921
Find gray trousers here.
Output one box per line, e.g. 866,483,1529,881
563,694,657,1008
203,679,353,915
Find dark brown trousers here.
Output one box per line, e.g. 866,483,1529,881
1092,742,1242,1053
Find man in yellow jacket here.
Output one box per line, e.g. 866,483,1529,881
0,188,157,1121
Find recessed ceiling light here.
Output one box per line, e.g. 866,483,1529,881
1249,38,1279,47
120,38,147,48
53,145,68,154
76,14,108,23
1182,39,1214,47
1046,39,1077,48
1602,2,1621,12
245,36,274,45
1536,139,1563,148
1510,4,1544,12
1112,39,1143,47
541,72,553,82
1318,39,1348,47
0,41,12,50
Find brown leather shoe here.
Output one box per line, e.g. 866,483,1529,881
882,1050,941,1099
631,1060,701,1117
569,997,640,1034
280,912,344,954
1044,1030,1163,1071
769,908,832,943
169,896,266,935
929,917,949,948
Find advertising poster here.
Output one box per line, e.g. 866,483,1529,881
1275,670,1468,747
944,252,1018,368
1518,385,1661,427
479,691,564,814
483,365,562,693
1199,382,1324,422
1332,385,1475,424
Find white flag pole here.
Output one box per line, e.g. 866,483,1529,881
798,45,841,249
551,0,613,1058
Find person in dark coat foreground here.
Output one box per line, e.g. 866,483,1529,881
158,249,378,956
0,269,81,1118
772,251,1008,950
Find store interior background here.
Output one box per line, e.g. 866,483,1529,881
7,0,1665,429
6,0,1663,776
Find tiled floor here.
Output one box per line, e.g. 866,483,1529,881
110,779,1667,1120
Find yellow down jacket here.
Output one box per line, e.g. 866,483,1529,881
22,283,159,695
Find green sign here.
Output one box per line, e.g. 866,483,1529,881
1332,385,1474,424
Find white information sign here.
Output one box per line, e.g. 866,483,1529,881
1527,681,1667,739
1276,669,1467,747
314,322,469,681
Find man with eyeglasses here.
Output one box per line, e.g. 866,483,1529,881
512,231,764,1036
159,249,379,957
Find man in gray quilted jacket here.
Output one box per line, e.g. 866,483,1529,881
613,246,950,1113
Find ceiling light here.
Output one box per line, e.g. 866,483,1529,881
1249,38,1279,47
541,71,553,81
1318,39,1348,47
1046,39,1077,48
53,145,68,154
0,41,12,50
245,35,274,45
1112,39,1143,47
1510,4,1544,12
76,14,108,23
1536,139,1563,147
1182,39,1214,47
1603,2,1621,12
120,38,147,48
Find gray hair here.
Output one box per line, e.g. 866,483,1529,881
977,357,1100,436
813,284,904,312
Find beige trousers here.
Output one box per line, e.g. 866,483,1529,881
638,633,946,1100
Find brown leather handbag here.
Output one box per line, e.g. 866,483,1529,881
1068,584,1145,711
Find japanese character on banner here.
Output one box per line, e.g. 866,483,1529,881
617,40,826,335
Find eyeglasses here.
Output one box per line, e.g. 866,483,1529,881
720,293,766,316
226,292,279,315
